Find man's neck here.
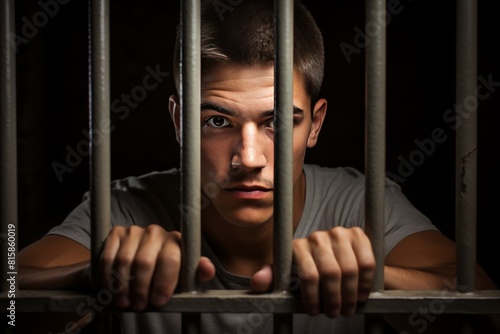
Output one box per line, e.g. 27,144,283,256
201,170,307,277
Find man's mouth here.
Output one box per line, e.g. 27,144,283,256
225,184,273,199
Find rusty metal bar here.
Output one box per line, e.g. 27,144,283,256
0,0,17,295
456,0,478,332
180,0,201,332
89,0,111,293
455,0,478,294
274,0,294,332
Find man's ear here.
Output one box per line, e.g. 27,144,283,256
168,95,181,143
307,98,327,148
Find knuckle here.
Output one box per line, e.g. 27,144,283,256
100,253,115,268
350,226,365,236
321,266,341,279
327,226,347,240
167,230,181,241
115,254,134,268
153,282,172,296
341,265,358,279
359,258,376,272
160,253,181,268
145,224,163,235
108,226,125,237
134,256,156,271
131,283,149,297
351,226,370,242
292,238,307,251
358,280,373,291
127,225,143,236
298,269,319,284
308,231,327,245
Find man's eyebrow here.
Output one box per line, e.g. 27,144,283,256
200,103,304,117
200,103,236,116
261,106,304,117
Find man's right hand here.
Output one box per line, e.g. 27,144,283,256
100,224,216,311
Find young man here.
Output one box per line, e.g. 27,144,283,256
18,0,497,333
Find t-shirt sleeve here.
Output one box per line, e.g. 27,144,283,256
46,199,93,250
46,178,177,250
381,178,439,257
299,165,439,259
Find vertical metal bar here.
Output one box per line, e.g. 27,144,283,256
89,0,111,292
180,0,201,332
364,0,386,332
365,0,386,294
1,0,17,293
274,0,294,332
456,0,477,332
455,0,477,294
89,1,113,331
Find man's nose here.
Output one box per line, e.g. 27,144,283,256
234,124,268,171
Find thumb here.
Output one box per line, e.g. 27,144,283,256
197,256,216,282
250,264,273,292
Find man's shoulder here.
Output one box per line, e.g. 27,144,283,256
303,164,401,192
303,164,364,184
110,168,182,228
110,168,181,192
80,168,181,205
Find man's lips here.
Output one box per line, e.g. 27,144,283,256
227,185,272,191
226,183,273,191
224,185,273,199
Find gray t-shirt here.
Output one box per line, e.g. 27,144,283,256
48,164,438,334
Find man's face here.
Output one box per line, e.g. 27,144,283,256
170,63,326,228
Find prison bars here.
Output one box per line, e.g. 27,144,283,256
364,0,386,332
0,0,17,309
456,0,477,294
273,0,295,332
179,0,202,332
85,1,115,332
0,1,16,332
456,1,478,332
2,0,500,333
180,1,296,332
89,0,112,295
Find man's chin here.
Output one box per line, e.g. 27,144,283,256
203,197,274,228
220,211,274,229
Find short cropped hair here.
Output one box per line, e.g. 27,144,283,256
173,0,325,103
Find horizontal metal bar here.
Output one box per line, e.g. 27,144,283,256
2,290,500,314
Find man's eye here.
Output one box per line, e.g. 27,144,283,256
265,119,275,129
205,116,230,128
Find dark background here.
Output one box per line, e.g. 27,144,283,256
14,0,499,291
